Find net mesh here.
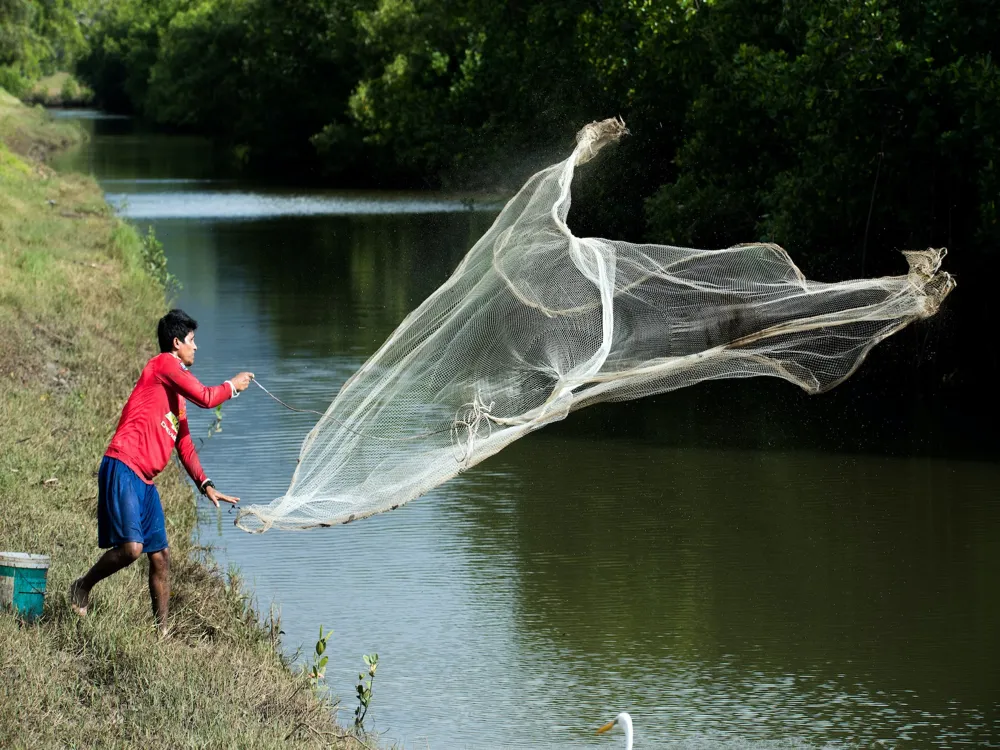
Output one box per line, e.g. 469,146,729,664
235,118,954,532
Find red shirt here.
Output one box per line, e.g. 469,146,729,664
105,353,234,485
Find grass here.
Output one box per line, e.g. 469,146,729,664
0,87,85,162
0,91,373,749
23,72,95,108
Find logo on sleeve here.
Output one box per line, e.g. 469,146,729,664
161,411,179,442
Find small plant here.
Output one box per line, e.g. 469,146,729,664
307,625,333,684
59,76,80,104
207,404,223,438
140,226,180,297
354,653,379,729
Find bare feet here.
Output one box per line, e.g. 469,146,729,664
69,578,89,616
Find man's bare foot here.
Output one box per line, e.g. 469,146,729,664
69,579,89,616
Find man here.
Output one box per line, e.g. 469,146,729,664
70,309,254,635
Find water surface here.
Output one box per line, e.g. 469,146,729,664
54,113,999,749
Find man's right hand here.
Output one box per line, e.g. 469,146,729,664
205,485,239,508
230,371,254,392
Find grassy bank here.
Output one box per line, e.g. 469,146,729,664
0,91,365,748
0,88,83,162
23,73,95,108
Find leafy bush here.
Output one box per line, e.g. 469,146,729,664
0,66,30,98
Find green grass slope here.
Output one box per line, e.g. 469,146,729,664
0,90,366,749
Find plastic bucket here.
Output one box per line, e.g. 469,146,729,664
0,552,50,622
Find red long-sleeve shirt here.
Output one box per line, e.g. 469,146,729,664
105,353,235,486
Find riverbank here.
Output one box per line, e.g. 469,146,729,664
0,88,83,161
0,92,367,748
22,73,95,109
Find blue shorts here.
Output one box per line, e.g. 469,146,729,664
97,456,168,553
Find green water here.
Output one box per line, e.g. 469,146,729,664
54,112,999,749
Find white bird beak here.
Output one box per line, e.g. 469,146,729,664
596,719,616,734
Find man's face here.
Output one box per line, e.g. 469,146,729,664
174,330,197,367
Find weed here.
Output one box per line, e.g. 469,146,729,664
308,625,333,684
140,226,180,297
355,653,379,730
208,403,224,438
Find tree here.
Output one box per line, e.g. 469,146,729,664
1,0,88,94
645,0,1000,278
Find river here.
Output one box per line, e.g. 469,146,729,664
53,111,999,749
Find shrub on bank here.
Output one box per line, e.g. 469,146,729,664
23,72,95,107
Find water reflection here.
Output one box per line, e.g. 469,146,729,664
107,190,502,219
52,112,999,749
457,439,1000,746
152,211,494,358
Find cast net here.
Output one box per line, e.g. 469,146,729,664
235,118,954,532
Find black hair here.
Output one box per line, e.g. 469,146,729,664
157,309,198,353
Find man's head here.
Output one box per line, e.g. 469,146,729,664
157,309,198,366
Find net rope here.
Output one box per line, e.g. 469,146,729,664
235,118,954,533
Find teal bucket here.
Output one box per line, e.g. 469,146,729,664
0,552,50,622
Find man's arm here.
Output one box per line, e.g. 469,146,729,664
158,360,253,409
176,417,239,508
176,416,209,488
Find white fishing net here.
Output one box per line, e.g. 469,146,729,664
235,118,954,532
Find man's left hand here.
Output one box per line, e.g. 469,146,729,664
205,486,239,508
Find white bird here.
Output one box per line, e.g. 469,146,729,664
596,711,634,749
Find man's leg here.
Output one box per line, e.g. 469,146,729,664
147,549,170,636
74,456,145,616
142,478,170,636
70,542,144,616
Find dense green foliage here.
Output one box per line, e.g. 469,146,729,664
0,0,88,95
647,0,1000,273
7,0,1000,273
77,0,372,175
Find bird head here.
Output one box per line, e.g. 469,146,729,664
597,711,634,746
